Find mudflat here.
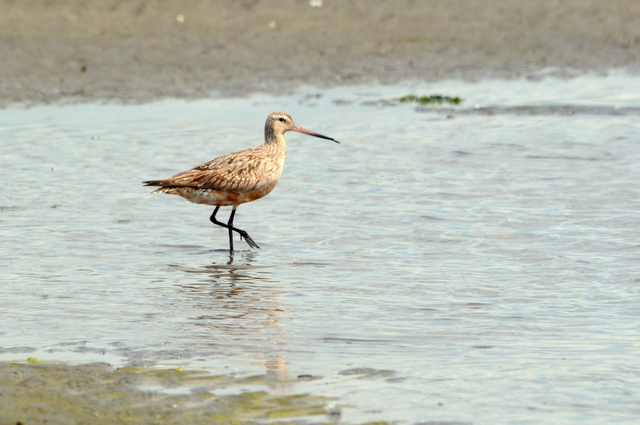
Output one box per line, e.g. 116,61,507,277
1,0,639,106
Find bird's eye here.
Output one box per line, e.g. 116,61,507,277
278,117,286,122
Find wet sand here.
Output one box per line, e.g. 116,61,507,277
1,0,639,106
0,361,335,425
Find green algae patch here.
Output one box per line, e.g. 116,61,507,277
0,361,334,425
398,94,462,105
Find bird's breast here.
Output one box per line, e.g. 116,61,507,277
155,179,280,207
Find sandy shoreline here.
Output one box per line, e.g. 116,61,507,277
1,0,639,107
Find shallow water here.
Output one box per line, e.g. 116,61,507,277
1,72,640,424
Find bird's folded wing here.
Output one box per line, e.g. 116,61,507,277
157,151,281,193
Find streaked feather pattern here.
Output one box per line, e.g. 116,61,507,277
151,143,286,194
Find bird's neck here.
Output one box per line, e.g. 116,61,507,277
264,129,288,151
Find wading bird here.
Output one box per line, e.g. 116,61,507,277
143,112,340,254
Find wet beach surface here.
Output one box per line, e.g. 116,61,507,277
0,360,336,425
2,74,640,423
2,1,640,423
1,0,639,106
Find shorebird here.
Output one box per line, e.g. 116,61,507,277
143,112,340,254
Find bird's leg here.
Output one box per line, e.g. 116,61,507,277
209,206,233,253
209,207,261,252
226,208,236,254
226,207,261,250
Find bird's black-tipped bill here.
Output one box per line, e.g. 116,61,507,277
291,124,340,144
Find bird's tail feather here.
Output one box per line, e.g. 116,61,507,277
143,180,164,187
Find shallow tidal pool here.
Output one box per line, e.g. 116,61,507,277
1,72,640,424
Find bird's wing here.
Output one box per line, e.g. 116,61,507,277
158,147,282,193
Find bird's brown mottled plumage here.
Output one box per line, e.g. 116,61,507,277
145,142,286,206
143,111,339,254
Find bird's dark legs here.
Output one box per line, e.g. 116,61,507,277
209,206,260,254
227,207,237,254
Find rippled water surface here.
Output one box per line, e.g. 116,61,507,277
2,73,640,424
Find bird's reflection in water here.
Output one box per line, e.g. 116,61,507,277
170,251,292,392
171,251,275,320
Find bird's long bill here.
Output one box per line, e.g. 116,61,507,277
291,124,340,144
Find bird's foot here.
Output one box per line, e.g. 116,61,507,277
239,231,261,249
